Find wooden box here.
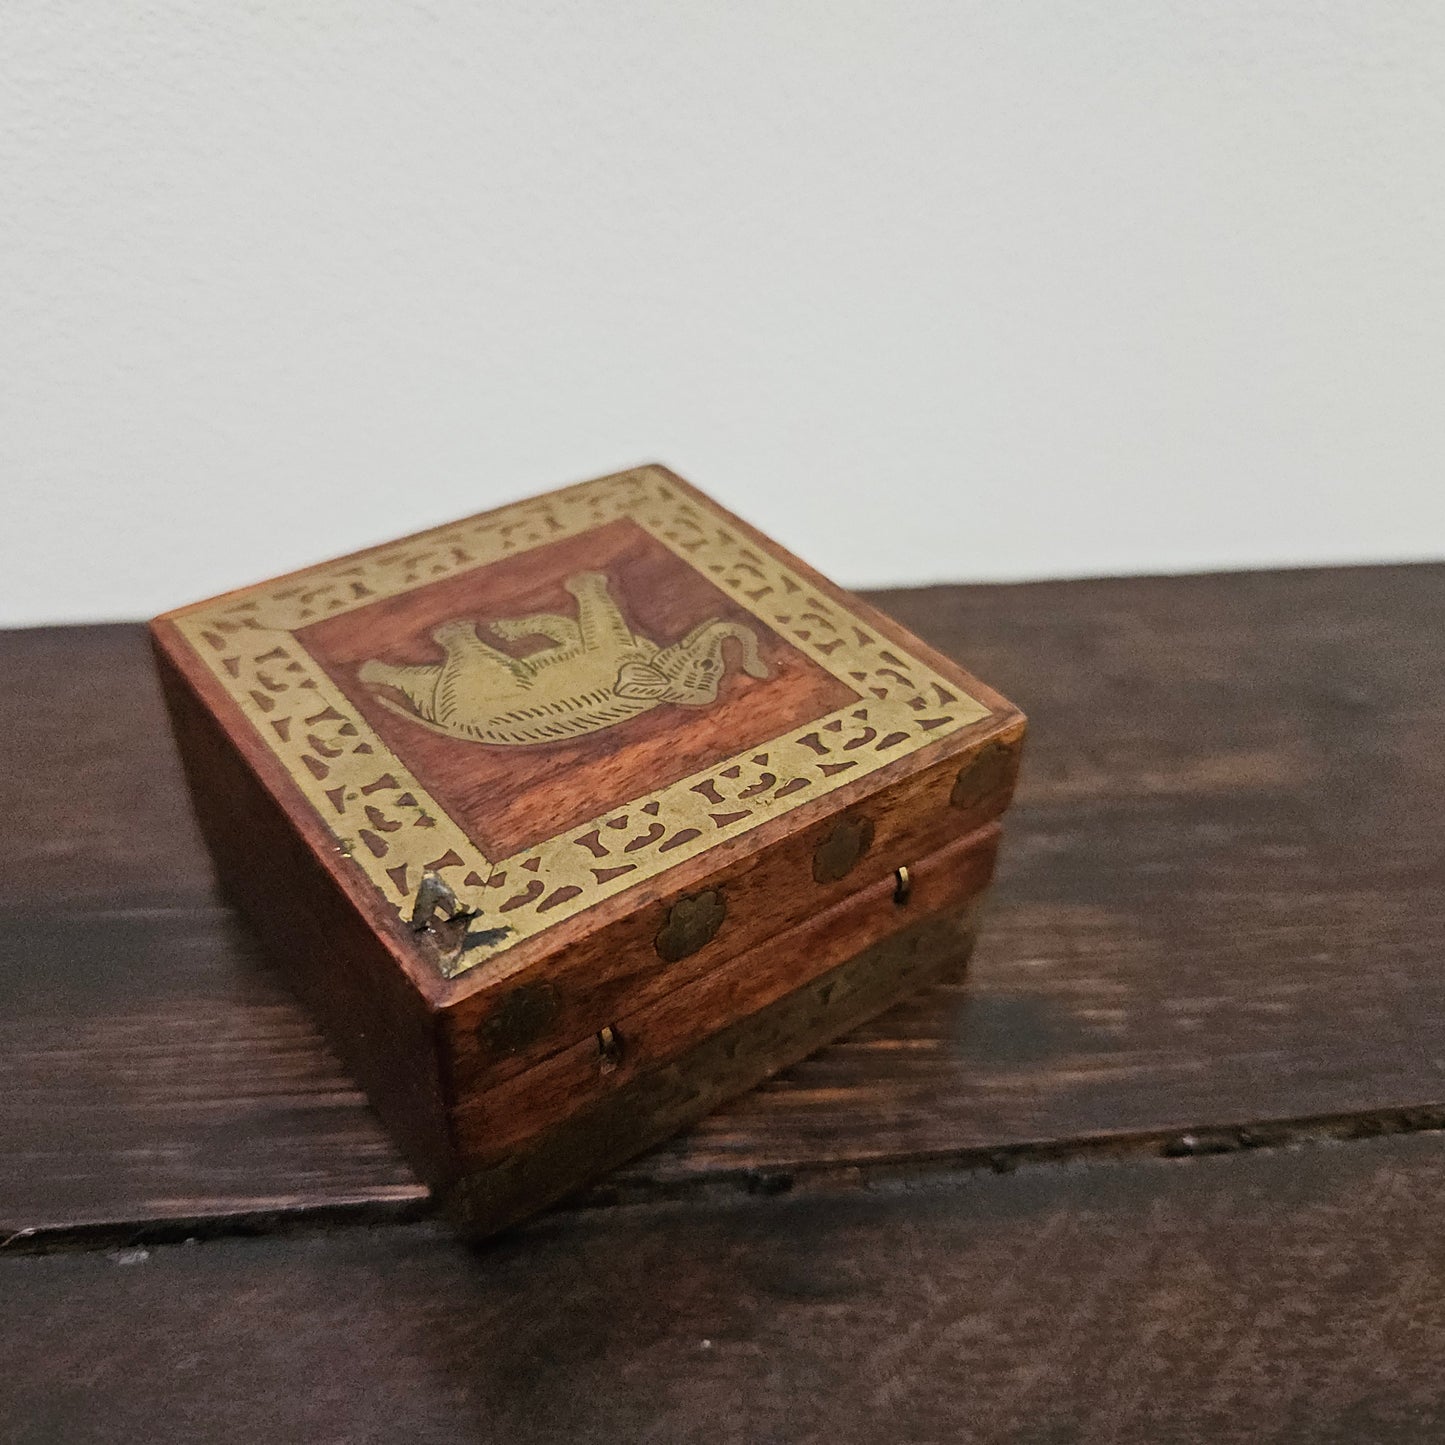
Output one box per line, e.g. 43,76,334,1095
150,466,1025,1234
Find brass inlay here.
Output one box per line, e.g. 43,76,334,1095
950,738,1014,813
170,468,990,978
360,571,767,745
811,816,876,884
476,982,560,1058
655,889,728,964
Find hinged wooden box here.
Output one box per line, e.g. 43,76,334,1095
151,466,1025,1234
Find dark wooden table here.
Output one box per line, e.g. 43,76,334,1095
3,564,1443,1444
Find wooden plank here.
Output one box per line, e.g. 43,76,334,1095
0,904,425,1236
2,563,1442,1235
6,1131,1445,1443
0,624,217,910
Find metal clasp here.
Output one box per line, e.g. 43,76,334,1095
596,1024,624,1074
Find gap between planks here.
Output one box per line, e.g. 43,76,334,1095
6,1103,1444,1259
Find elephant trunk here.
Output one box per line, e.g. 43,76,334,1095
680,619,770,679
643,619,771,705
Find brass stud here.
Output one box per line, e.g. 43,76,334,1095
893,866,913,905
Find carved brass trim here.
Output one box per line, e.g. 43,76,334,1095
170,468,990,977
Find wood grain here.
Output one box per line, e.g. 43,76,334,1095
0,623,216,909
2,563,1442,1239
153,647,458,1191
0,903,425,1237
6,1131,1445,1444
451,827,997,1164
439,734,1019,1096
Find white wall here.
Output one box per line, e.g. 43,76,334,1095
3,2,1443,626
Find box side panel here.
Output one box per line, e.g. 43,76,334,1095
442,720,1022,1099
443,825,1000,1237
151,631,454,1186
450,823,1000,1168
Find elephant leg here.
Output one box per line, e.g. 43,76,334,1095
566,571,636,656
358,659,442,718
432,621,523,718
490,612,581,650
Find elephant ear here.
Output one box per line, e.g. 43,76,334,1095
614,659,672,700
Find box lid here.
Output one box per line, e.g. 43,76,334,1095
153,466,1023,1061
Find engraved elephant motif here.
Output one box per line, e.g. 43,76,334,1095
358,571,769,745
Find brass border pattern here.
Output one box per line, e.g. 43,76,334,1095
171,469,990,977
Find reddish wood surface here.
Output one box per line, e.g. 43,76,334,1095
6,1132,1445,1444
438,734,1017,1097
450,828,998,1174
154,650,458,1190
